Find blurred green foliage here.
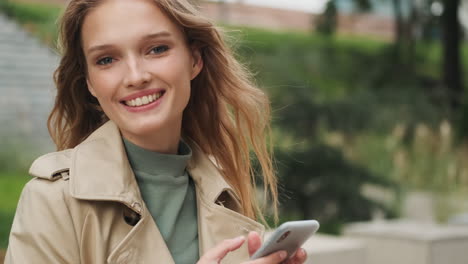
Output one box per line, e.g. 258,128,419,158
275,145,399,234
0,171,29,248
231,27,467,231
0,0,61,45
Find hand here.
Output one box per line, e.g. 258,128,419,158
197,231,308,264
247,231,307,264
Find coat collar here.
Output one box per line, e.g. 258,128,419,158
29,121,240,212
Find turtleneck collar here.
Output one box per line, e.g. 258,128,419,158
122,137,192,177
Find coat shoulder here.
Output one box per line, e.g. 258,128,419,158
29,149,73,180
17,148,87,227
6,175,85,263
19,162,85,222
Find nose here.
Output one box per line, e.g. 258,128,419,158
123,57,151,88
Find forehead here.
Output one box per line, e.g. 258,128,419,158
81,0,183,49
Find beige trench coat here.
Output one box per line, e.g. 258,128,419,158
5,121,265,264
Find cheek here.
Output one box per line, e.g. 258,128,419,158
174,65,194,103
88,70,120,100
154,56,193,90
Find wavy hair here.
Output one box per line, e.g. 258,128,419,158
49,0,277,221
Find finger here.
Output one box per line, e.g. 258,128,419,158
286,248,307,264
249,250,287,264
200,236,246,262
248,231,262,256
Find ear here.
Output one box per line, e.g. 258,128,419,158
86,79,97,97
190,47,203,80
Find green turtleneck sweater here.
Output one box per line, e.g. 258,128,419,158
123,138,199,264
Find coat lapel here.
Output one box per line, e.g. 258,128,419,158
106,208,175,264
69,121,142,209
69,122,175,264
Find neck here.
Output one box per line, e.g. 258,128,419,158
121,123,182,155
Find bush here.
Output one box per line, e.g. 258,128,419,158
0,0,62,46
0,171,29,248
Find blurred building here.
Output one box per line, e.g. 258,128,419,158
202,0,468,41
201,0,395,40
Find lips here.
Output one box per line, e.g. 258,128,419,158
120,89,166,108
124,91,164,107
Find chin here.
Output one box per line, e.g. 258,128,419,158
125,118,169,136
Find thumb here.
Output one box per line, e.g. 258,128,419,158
247,231,262,256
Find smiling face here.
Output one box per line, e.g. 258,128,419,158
81,0,203,153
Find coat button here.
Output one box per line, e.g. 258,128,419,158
123,208,141,226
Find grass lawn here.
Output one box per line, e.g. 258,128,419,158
0,171,30,249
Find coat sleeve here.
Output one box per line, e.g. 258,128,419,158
5,178,81,264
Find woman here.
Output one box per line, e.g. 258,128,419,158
5,0,308,263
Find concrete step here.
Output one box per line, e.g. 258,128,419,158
0,63,57,73
0,41,57,54
0,30,32,40
0,34,53,46
0,71,55,81
0,24,38,39
344,220,468,264
0,18,24,34
0,92,55,103
263,231,366,264
0,50,58,62
303,234,366,264
0,59,57,67
0,62,56,71
0,68,56,79
0,85,55,97
0,14,57,154
0,80,55,89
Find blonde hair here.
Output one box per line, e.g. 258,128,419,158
49,0,278,221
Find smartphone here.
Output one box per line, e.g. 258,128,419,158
250,220,319,261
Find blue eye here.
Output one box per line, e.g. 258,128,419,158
150,45,169,54
97,57,113,65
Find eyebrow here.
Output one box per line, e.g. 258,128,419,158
86,31,172,55
142,31,172,41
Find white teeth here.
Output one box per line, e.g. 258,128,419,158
125,92,163,107
142,96,149,105
135,97,142,106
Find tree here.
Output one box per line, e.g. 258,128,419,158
391,0,407,63
316,0,338,36
315,0,371,36
441,0,464,111
276,145,398,234
268,87,399,234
